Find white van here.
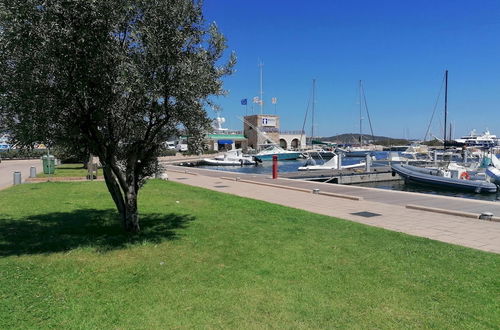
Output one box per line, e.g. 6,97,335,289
165,141,176,150
175,143,188,152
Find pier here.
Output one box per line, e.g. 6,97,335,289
279,165,401,184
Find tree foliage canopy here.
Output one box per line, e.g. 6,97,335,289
0,0,235,231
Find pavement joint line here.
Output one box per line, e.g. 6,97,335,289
237,179,312,193
222,177,361,201
405,204,492,220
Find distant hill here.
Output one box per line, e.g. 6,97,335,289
320,133,410,146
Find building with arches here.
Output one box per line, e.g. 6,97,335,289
243,115,305,151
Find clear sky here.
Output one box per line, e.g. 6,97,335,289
203,0,500,140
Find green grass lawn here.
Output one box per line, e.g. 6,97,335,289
0,181,498,328
37,163,95,178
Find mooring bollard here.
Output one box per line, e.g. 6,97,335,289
312,188,320,194
365,154,371,172
13,171,21,185
29,166,36,178
479,212,493,220
272,155,278,179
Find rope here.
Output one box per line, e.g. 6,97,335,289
299,84,313,148
361,82,375,139
423,74,445,141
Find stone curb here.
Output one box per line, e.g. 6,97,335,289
406,204,500,222
317,191,363,201
26,177,104,182
165,169,198,176
220,176,361,201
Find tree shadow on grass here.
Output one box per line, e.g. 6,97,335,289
0,209,195,256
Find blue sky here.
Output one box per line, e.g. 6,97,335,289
203,0,500,139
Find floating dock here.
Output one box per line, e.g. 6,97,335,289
279,166,401,184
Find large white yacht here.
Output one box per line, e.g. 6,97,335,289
455,129,500,148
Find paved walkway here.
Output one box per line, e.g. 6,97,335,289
165,166,500,254
163,165,500,217
0,159,43,190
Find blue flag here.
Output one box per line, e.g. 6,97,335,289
241,98,247,105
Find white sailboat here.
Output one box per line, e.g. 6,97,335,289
343,80,375,157
298,153,366,171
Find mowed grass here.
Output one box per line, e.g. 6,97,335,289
0,181,498,328
37,163,94,178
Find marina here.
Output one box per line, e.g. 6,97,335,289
164,150,500,202
177,67,500,204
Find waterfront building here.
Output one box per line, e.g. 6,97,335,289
243,114,305,151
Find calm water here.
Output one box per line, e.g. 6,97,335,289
196,151,500,202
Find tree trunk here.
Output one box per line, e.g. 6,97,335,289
102,165,140,233
124,187,140,232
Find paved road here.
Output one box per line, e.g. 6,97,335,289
0,159,43,190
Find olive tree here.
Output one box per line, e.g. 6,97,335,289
0,0,235,232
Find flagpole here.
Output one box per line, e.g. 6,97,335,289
259,61,264,115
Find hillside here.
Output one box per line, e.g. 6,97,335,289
320,133,410,146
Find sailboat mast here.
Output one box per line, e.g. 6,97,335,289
259,61,264,115
359,80,363,147
311,79,316,145
444,70,448,149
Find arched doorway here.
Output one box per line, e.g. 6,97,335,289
279,139,287,149
291,138,300,149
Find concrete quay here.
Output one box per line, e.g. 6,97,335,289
280,165,401,184
164,165,500,254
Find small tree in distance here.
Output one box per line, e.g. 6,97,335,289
0,0,235,232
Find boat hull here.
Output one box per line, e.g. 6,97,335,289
392,164,497,193
486,167,500,185
254,152,302,161
199,158,255,166
344,151,372,157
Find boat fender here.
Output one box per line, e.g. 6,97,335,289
460,172,470,180
239,159,244,166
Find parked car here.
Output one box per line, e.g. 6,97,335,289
165,141,176,150
175,143,188,152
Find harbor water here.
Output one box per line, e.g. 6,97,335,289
196,151,500,202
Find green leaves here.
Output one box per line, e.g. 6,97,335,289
1,0,235,229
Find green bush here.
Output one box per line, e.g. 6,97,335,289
158,149,177,157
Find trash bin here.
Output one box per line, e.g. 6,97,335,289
42,155,56,174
